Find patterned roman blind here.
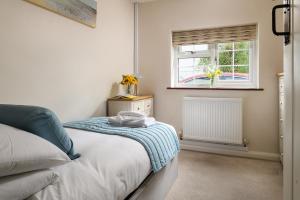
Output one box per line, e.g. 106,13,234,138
172,24,257,46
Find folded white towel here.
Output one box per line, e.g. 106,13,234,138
108,111,145,125
107,116,123,125
108,111,156,128
123,117,156,128
118,111,146,118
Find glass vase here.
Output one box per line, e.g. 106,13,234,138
210,78,215,88
127,85,135,95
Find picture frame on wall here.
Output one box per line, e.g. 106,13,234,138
24,0,97,28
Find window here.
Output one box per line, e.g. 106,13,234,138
172,25,257,88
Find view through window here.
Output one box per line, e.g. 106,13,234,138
174,41,255,87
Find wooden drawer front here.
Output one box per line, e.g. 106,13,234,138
278,75,284,165
279,104,284,119
132,101,145,113
279,94,284,118
142,109,149,117
144,99,152,111
279,135,283,154
279,110,284,121
279,119,284,134
279,77,284,93
279,93,285,106
279,120,284,154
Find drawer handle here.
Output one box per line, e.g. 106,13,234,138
147,105,150,108
280,135,283,139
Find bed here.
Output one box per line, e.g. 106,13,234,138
0,105,179,200
27,128,178,200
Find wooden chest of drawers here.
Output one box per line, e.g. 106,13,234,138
278,73,284,163
107,96,153,117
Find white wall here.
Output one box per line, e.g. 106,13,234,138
0,0,134,122
138,0,283,154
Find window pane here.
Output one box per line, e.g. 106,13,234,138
178,57,209,84
181,44,208,52
234,50,249,65
179,66,195,82
219,51,233,65
218,43,233,51
219,66,233,81
235,41,250,50
234,66,249,80
181,45,194,52
179,58,194,67
195,57,211,66
179,69,209,84
192,76,209,84
194,44,208,51
174,40,254,86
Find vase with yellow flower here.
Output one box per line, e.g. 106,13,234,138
121,74,139,95
206,66,222,88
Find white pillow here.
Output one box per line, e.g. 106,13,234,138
0,124,70,177
0,169,59,200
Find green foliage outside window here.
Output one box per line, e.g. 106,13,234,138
219,51,233,65
218,41,250,74
234,51,249,65
219,66,232,72
235,66,249,73
197,57,211,66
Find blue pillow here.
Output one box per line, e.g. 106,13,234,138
0,104,80,160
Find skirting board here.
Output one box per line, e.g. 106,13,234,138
180,140,280,161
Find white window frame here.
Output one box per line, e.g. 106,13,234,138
172,41,258,88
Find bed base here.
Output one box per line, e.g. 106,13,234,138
126,155,178,200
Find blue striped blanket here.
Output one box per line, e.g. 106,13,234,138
64,117,180,172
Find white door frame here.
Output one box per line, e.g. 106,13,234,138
284,0,300,199
292,0,300,198
283,6,293,198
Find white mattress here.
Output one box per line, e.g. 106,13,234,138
28,128,151,200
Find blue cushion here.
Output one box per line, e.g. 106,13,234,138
0,104,80,160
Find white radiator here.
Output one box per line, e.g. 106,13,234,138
183,97,243,145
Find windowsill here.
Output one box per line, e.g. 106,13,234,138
167,87,264,91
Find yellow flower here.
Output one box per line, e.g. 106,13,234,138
215,69,222,76
206,66,222,80
120,74,138,85
207,73,213,79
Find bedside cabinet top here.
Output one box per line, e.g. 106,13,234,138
108,95,153,102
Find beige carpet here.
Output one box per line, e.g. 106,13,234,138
166,150,283,200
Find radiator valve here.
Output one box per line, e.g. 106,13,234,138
178,129,183,140
243,138,249,147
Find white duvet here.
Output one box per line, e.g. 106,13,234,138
28,128,151,200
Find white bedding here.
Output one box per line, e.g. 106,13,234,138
0,170,59,200
28,128,151,200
